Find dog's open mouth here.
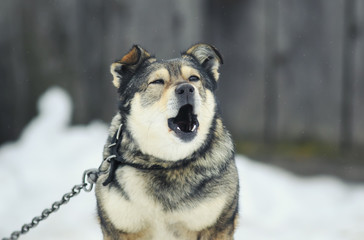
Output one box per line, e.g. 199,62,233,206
168,104,199,141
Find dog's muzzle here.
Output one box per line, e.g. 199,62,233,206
168,83,199,141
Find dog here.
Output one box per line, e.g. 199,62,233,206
95,43,239,240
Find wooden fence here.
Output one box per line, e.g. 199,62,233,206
0,0,363,149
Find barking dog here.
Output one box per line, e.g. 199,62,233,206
95,44,239,240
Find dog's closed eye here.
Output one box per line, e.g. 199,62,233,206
149,79,165,85
189,75,200,82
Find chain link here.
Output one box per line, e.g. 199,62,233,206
2,168,99,240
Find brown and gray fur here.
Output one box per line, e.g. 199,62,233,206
95,44,239,240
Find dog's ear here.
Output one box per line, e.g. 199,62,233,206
111,45,151,88
183,43,223,81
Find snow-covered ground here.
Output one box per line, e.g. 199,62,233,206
1,87,364,240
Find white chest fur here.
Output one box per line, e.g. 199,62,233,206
97,167,227,239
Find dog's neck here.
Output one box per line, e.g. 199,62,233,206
101,115,199,185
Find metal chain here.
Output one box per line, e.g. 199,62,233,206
2,168,99,240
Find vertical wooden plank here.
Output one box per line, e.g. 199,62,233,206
0,0,32,143
203,0,266,140
73,0,107,123
340,0,357,149
263,0,279,143
276,0,344,144
352,0,364,146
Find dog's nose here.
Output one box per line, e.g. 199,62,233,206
175,83,195,95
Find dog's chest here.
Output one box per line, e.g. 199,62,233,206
99,167,227,239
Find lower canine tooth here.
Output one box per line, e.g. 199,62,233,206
191,125,196,131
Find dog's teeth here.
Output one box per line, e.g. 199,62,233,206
191,124,196,132
177,126,181,131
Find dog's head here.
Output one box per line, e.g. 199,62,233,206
111,44,223,161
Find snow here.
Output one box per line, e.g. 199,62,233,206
1,87,364,240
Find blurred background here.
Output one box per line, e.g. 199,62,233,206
1,0,364,181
